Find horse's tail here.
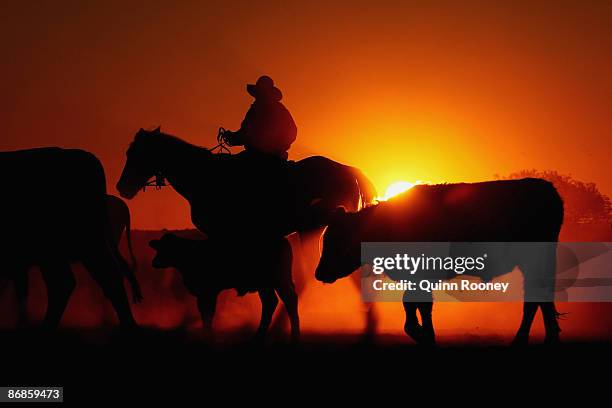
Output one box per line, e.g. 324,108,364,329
352,168,377,209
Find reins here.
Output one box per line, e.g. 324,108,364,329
209,127,232,154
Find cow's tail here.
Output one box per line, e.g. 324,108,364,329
352,168,377,209
123,204,143,303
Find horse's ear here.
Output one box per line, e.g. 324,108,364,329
308,199,346,225
334,206,347,216
154,126,161,133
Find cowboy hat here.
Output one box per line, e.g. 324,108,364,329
247,75,283,101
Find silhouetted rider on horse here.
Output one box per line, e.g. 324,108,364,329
222,75,297,160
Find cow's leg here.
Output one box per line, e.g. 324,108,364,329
404,288,435,345
113,247,142,304
254,288,279,340
12,269,29,327
364,303,378,341
351,269,377,341
82,249,136,329
512,302,539,346
540,243,561,344
197,293,218,340
276,282,300,342
540,303,561,344
417,301,436,345
514,243,559,345
403,291,422,343
40,262,75,329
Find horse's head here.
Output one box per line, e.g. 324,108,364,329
314,206,362,284
117,127,163,199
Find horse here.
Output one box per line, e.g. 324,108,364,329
116,127,379,335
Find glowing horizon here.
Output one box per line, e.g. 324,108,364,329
378,181,416,201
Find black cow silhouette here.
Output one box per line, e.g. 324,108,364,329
149,233,299,341
10,194,143,324
1,148,136,329
315,179,564,346
116,127,379,335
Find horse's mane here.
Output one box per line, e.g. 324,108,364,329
134,130,229,159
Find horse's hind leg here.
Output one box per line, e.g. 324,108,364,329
40,262,75,329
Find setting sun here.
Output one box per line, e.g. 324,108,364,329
379,181,415,201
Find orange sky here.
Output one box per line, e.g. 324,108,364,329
2,0,611,229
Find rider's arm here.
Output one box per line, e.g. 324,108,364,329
226,104,259,146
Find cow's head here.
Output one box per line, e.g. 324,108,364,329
117,127,162,199
149,232,180,269
314,207,362,284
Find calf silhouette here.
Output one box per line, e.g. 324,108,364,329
149,233,299,341
1,147,136,328
315,178,564,345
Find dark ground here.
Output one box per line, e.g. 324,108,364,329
1,328,610,405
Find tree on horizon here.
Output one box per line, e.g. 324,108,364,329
497,170,612,226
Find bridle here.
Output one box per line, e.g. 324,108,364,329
141,127,232,192
142,171,167,191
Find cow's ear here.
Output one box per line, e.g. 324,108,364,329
149,239,160,249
